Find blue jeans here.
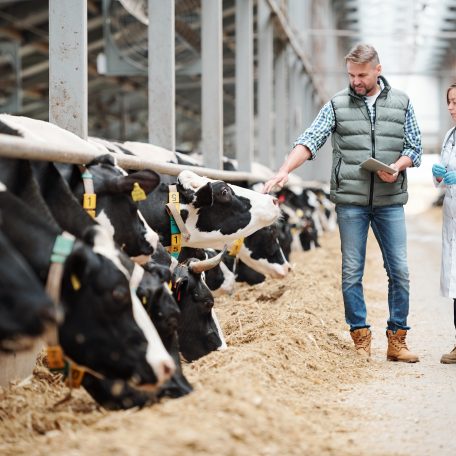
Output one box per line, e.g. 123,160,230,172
336,204,410,332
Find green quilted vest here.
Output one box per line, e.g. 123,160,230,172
330,76,409,206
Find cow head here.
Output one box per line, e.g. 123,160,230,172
175,170,280,249
85,154,160,261
138,262,194,399
179,247,235,297
172,252,226,361
237,224,291,278
61,226,175,388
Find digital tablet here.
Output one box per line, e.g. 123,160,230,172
360,158,397,175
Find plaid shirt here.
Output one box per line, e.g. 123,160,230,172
293,87,423,167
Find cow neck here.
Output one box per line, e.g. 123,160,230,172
44,231,105,390
165,184,191,259
78,165,97,218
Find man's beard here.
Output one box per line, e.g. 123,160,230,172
351,83,375,96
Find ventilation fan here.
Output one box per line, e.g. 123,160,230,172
103,0,201,75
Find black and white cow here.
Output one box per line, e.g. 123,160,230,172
0,116,161,263
57,154,161,262
0,184,175,395
235,224,291,278
139,170,281,251
0,223,55,351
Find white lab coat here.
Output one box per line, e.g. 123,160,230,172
435,127,456,297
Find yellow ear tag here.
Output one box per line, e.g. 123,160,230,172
131,182,147,202
71,274,81,291
296,209,304,218
142,296,147,306
228,238,244,256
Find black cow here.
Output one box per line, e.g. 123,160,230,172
0,225,55,351
0,184,174,396
172,251,227,362
138,262,193,399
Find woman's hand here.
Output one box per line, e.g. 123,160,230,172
432,163,447,178
444,170,456,185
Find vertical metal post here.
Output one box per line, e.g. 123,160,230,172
202,0,223,169
257,0,274,167
148,0,175,151
49,0,88,139
274,46,287,170
235,0,253,172
288,58,302,144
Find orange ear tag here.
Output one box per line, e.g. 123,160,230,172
47,345,65,369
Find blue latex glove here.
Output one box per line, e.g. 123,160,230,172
444,170,456,185
432,163,447,178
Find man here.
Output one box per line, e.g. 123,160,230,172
263,43,422,362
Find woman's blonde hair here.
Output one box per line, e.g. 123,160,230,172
344,43,379,66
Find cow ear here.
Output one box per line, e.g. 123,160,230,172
114,170,161,196
194,182,213,207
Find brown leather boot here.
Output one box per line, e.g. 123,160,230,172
440,346,456,364
350,328,372,358
386,329,419,363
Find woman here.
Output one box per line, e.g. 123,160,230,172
432,82,456,364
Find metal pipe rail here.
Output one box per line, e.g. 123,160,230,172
0,133,265,183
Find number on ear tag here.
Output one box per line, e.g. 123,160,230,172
131,182,147,202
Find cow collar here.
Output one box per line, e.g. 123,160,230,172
79,166,97,218
44,231,104,389
166,184,191,259
46,345,104,389
45,231,76,321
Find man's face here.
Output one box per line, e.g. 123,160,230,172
347,61,382,97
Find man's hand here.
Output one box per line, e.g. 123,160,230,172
262,170,289,194
377,163,399,183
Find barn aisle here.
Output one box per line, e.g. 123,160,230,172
336,207,456,456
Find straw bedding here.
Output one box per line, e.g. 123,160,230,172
0,232,384,456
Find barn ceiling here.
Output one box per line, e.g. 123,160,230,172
1,0,456,149
334,0,456,74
